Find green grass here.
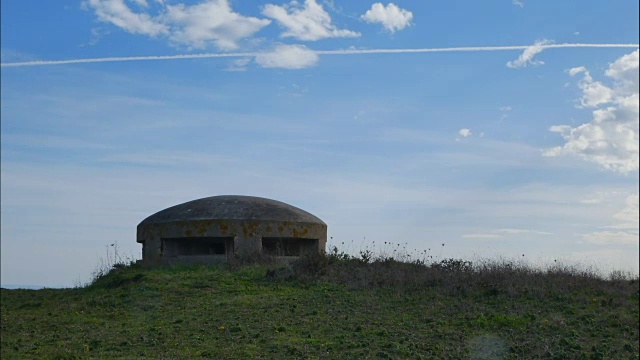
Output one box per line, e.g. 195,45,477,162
1,253,638,359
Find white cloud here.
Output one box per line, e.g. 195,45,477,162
361,3,413,33
262,0,359,41
462,234,502,239
495,228,552,235
84,0,168,36
567,66,585,76
544,50,639,174
129,0,148,7
499,106,512,120
605,50,639,94
255,44,319,69
463,228,552,239
579,193,638,246
567,66,614,107
163,0,271,50
82,27,110,47
84,0,270,50
578,190,622,205
458,128,472,137
506,39,552,68
225,58,251,72
512,0,525,7
567,248,638,275
611,194,640,229
582,231,638,245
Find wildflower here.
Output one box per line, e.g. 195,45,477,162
219,325,225,330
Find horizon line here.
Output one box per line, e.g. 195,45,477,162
1,43,638,68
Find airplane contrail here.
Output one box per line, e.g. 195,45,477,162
1,43,638,68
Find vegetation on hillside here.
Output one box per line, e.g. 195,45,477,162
1,247,638,359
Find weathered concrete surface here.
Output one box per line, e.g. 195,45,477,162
137,195,327,265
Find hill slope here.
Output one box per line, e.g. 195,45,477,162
2,256,639,359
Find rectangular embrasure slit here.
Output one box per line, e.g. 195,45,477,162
161,237,234,257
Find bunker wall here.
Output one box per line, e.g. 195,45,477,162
138,219,327,265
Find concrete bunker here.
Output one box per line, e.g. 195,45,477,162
137,195,327,265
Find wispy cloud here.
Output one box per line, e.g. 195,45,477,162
225,57,251,71
499,106,512,120
2,134,111,150
462,234,503,239
581,231,638,245
462,228,552,240
495,228,553,235
506,39,553,68
254,44,318,69
99,151,235,167
611,194,640,229
573,191,639,246
80,27,111,47
2,43,638,68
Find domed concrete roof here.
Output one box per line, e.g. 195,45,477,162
139,195,325,225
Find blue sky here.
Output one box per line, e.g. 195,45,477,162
1,0,638,287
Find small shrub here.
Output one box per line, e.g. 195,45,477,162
359,250,373,264
431,258,473,273
290,252,331,280
327,246,351,262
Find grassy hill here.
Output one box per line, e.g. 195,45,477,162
2,251,638,359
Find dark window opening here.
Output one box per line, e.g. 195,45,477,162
262,238,318,256
162,237,234,257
